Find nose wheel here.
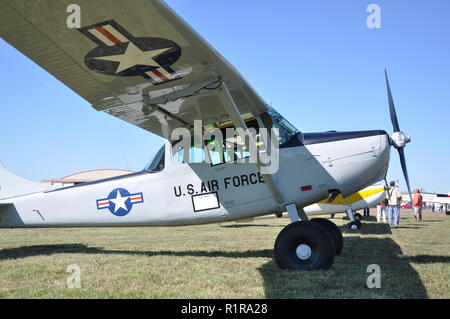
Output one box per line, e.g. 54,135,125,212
345,208,363,230
347,220,362,230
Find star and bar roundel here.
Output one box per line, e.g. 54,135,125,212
96,188,144,217
79,20,182,85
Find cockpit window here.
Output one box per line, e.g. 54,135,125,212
143,146,165,172
262,107,300,145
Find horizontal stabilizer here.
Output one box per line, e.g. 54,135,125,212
0,162,52,200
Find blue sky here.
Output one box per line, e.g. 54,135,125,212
0,0,449,193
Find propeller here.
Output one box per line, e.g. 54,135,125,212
384,69,413,202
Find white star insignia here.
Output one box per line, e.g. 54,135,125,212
110,190,129,213
94,42,172,73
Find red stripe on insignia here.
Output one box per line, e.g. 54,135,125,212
98,202,109,206
131,196,141,201
96,26,122,45
151,69,170,82
301,185,312,191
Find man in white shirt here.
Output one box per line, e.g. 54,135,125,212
386,181,402,226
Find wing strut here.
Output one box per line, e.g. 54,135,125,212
217,83,284,208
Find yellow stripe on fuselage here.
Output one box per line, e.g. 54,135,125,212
318,187,385,205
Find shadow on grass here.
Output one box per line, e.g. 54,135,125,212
337,220,429,235
390,226,426,229
0,244,273,260
337,222,393,235
258,236,429,298
341,216,375,221
220,224,279,228
360,216,378,222
359,223,392,235
406,255,450,264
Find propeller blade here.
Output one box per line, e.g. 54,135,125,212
384,69,401,132
397,147,413,204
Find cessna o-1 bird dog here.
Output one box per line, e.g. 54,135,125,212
0,0,413,270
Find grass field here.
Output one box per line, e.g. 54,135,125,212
0,209,448,298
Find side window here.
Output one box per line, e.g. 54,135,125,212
172,145,185,164
172,141,206,164
170,117,269,166
206,118,264,165
206,139,224,166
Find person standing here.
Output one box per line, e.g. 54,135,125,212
412,188,423,222
363,207,370,217
386,181,402,226
376,200,387,223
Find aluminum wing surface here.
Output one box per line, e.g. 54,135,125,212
0,0,268,138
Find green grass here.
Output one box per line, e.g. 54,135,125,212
0,210,448,298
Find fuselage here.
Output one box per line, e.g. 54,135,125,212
0,130,390,228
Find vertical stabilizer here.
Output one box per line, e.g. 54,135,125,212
0,162,52,200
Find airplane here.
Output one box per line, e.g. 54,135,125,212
307,184,386,226
301,184,384,226
0,0,413,271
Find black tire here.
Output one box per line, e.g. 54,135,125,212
310,218,344,255
347,220,362,230
354,213,362,221
274,221,336,270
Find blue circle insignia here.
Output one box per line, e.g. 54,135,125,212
107,188,133,217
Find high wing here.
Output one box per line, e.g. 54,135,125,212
0,0,268,138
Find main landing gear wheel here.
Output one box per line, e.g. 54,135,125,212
354,213,362,221
274,221,336,270
310,218,344,255
347,220,362,230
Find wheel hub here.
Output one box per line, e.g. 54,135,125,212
296,244,312,260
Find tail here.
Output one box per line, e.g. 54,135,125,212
0,162,52,200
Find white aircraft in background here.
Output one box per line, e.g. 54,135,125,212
251,185,386,228
0,0,412,271
304,184,385,225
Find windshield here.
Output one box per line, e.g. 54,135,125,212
262,107,300,145
143,145,165,172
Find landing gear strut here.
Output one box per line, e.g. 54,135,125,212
274,203,340,270
345,209,362,230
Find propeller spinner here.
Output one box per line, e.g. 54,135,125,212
384,69,413,202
